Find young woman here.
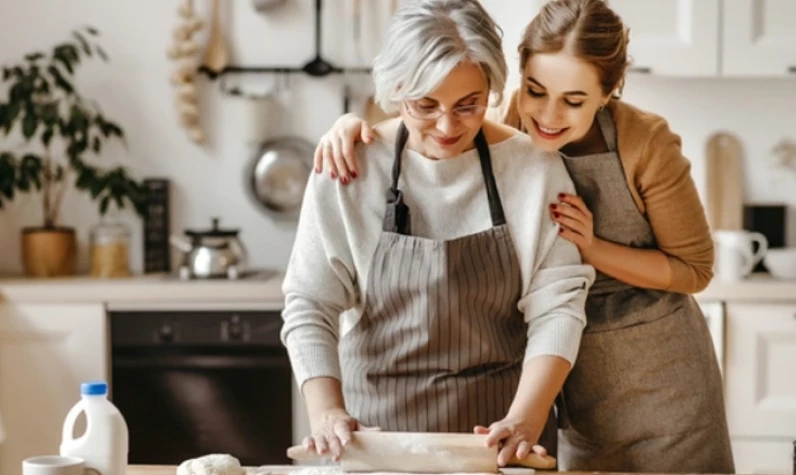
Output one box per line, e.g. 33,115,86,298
281,0,593,467
309,0,733,472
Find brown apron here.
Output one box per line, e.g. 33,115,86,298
339,123,557,454
556,109,734,473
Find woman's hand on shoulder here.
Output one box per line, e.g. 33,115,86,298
314,113,376,185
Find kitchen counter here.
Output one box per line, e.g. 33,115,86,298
696,273,796,302
1,271,795,306
0,270,285,305
126,467,739,475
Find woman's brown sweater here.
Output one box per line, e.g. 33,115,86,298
501,89,713,294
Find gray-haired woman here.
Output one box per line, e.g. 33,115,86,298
280,0,594,466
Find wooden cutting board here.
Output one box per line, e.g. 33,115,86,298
705,132,744,230
286,431,556,473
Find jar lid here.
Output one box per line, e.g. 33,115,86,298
185,218,239,238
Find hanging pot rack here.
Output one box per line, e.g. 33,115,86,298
198,0,371,80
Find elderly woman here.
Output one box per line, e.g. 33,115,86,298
280,0,594,466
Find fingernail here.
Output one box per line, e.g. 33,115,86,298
331,172,337,179
315,167,321,173
341,177,349,185
558,193,565,200
559,227,564,233
351,171,358,178
549,204,556,210
553,212,560,218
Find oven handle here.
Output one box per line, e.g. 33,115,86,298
113,354,291,370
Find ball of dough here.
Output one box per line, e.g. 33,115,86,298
176,454,246,475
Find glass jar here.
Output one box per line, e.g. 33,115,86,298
89,219,131,278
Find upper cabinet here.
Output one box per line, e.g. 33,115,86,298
610,0,720,76
608,0,796,77
722,0,796,76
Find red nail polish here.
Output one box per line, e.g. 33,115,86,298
549,204,556,210
554,212,560,218
351,171,358,178
558,193,565,200
331,172,337,179
342,177,349,185
559,227,564,233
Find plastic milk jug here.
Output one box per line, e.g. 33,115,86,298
60,381,129,475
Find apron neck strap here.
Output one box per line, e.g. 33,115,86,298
595,108,618,152
473,128,506,226
385,123,506,234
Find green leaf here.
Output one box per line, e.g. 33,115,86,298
3,103,20,134
53,48,74,75
99,194,110,215
96,47,108,62
25,52,45,62
72,31,92,55
2,67,9,81
47,65,74,94
22,107,38,139
86,26,99,36
42,126,55,146
93,136,101,153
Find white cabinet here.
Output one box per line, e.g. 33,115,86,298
610,0,720,76
0,303,107,475
722,0,796,76
724,302,796,474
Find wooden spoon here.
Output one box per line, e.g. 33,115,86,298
203,0,228,74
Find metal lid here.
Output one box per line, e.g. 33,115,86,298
185,218,239,238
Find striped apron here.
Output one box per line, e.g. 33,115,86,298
556,109,734,472
339,123,557,452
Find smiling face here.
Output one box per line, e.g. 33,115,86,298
518,52,612,152
400,61,489,160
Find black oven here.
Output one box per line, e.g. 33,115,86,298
110,309,293,466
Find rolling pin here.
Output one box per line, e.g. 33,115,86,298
286,431,557,473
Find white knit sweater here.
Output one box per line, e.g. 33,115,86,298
281,131,594,388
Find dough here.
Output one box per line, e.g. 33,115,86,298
176,454,247,475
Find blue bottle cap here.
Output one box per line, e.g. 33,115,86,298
81,381,108,396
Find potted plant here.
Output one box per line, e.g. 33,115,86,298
0,27,146,277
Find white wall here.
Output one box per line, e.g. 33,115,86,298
1,0,795,276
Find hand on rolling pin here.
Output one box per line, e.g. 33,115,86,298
305,408,380,461
474,417,548,467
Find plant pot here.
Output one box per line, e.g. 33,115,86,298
21,227,77,277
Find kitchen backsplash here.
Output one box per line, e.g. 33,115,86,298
1,0,795,275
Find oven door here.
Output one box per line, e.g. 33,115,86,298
110,310,294,466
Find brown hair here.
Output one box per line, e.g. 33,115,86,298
518,0,629,97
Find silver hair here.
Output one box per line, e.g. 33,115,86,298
372,0,507,114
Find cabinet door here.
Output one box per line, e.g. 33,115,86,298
724,303,796,438
0,303,107,475
722,0,796,76
731,439,794,475
610,0,720,76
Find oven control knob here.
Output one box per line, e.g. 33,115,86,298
228,318,243,340
159,323,175,342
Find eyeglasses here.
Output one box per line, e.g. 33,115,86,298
403,100,488,121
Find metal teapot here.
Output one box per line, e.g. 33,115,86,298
169,218,247,279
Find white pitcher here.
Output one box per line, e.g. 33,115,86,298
713,230,768,282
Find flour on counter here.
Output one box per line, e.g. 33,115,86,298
283,467,500,475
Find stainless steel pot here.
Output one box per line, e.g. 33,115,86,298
246,136,315,222
169,218,247,279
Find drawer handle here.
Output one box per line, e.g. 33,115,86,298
789,66,796,74
629,66,652,74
